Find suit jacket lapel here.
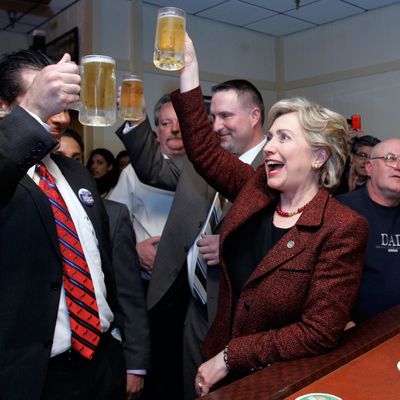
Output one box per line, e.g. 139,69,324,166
246,188,330,284
52,156,105,245
250,148,264,169
20,174,61,255
248,226,307,283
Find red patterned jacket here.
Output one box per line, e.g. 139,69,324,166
171,87,368,374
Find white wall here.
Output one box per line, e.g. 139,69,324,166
282,3,400,139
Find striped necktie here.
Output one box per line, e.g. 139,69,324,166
36,163,101,359
193,192,225,305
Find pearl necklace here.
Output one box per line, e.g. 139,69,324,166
276,201,310,217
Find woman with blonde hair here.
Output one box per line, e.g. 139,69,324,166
171,34,368,396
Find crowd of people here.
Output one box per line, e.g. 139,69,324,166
0,33,399,400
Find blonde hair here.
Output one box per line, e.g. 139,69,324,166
268,97,348,189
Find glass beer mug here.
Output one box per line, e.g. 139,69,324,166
153,7,186,71
79,55,116,127
119,75,144,121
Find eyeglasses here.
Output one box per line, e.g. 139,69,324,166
355,152,370,160
370,153,400,167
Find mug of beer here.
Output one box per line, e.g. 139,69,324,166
153,7,186,71
119,75,144,121
79,55,116,127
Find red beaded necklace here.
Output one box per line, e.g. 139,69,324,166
276,201,310,217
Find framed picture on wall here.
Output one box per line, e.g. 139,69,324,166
45,27,79,63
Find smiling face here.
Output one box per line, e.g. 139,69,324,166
263,112,323,198
210,89,261,156
366,138,400,206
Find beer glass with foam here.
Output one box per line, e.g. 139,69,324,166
119,75,144,121
79,55,116,127
153,7,186,71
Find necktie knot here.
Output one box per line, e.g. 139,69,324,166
36,162,55,184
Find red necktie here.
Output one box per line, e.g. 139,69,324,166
36,162,101,359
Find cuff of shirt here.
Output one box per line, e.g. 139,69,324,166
127,369,146,375
122,120,141,135
25,109,51,132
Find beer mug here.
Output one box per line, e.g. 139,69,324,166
153,7,186,71
79,55,116,127
119,75,144,121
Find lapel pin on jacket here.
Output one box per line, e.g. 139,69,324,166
78,188,95,207
287,240,295,249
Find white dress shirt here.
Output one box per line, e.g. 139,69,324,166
28,155,113,357
109,164,175,279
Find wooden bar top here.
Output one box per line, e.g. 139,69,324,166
200,305,400,400
286,334,400,399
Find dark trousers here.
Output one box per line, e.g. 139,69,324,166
41,331,126,400
142,267,190,400
183,298,209,400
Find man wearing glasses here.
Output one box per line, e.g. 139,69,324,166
337,138,400,323
348,135,381,191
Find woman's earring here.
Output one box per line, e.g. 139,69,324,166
311,161,320,171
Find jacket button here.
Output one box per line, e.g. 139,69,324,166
244,301,250,311
37,141,44,150
44,339,53,349
51,282,61,290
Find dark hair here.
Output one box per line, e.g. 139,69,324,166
0,49,53,104
154,94,172,127
86,148,115,169
86,148,118,196
116,150,128,162
351,135,381,154
62,128,84,152
211,79,265,125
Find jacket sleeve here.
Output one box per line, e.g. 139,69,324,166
115,119,184,192
171,86,256,203
0,107,57,207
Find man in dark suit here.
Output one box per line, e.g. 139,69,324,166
116,79,266,399
55,127,151,397
0,50,149,400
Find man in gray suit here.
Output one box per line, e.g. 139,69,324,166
116,80,266,400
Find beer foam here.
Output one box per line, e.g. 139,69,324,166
158,13,185,20
81,55,115,64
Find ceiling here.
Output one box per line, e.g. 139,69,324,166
1,0,400,36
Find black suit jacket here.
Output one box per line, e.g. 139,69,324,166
0,108,140,400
